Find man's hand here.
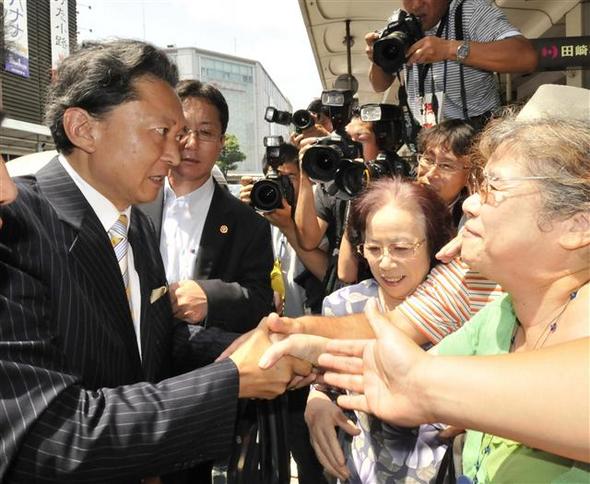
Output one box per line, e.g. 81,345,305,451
229,324,312,399
259,333,331,369
239,176,254,205
263,199,294,231
436,228,463,263
365,31,380,62
290,124,329,148
319,299,434,427
305,390,359,480
406,37,456,65
169,280,208,323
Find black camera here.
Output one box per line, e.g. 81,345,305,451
251,137,296,212
373,10,423,74
360,103,405,153
264,107,291,126
338,152,416,200
321,89,356,134
265,106,315,132
301,133,362,183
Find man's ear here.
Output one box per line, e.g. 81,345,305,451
62,107,98,153
559,212,590,250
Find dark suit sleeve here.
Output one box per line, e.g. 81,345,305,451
199,213,274,333
0,196,239,483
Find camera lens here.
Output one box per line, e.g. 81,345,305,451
334,159,366,199
251,179,283,211
302,146,341,182
292,109,314,130
374,32,408,73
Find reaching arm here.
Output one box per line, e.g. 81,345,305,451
407,36,538,73
320,302,590,464
293,171,328,250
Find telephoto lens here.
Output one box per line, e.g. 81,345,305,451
250,179,284,211
291,109,314,131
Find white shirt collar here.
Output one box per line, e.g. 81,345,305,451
58,154,131,232
163,175,215,205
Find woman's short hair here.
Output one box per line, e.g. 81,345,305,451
347,178,454,268
45,39,179,154
478,115,590,224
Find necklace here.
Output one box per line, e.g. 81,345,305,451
510,290,578,352
466,290,580,484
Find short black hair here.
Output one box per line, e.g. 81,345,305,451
176,80,229,134
45,39,179,154
307,98,329,117
417,119,476,156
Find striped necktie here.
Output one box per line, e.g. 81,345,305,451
109,213,131,306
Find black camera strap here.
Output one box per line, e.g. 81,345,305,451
416,0,468,122
417,10,449,103
454,0,469,120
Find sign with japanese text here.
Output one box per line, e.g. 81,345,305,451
50,0,70,73
532,36,590,71
4,0,30,77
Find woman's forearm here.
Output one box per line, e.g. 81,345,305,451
419,338,590,462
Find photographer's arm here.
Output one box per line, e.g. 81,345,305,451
264,203,328,282
337,233,359,283
293,168,328,250
407,36,537,73
366,31,395,93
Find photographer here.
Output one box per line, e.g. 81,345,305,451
240,143,329,484
365,0,537,129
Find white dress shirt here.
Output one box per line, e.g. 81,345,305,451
160,176,215,284
58,155,143,358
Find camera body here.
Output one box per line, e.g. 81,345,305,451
250,173,296,212
301,133,362,184
360,103,405,153
251,136,296,212
321,89,356,134
373,10,423,74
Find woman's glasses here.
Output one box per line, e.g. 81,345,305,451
361,239,426,261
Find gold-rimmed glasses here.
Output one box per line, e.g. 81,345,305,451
474,173,558,205
361,239,426,262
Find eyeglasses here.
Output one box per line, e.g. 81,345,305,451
179,127,221,143
361,239,426,262
417,154,470,174
475,173,557,205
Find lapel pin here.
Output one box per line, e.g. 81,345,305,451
219,224,229,234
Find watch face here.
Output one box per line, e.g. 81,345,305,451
458,43,470,61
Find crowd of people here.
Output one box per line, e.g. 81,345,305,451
0,1,588,483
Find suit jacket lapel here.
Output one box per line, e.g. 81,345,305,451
37,158,143,374
193,182,230,280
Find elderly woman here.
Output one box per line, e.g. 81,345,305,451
278,177,455,481
320,115,590,483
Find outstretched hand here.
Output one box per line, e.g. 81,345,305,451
319,299,434,426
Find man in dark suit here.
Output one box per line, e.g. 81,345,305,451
0,40,308,483
142,80,274,336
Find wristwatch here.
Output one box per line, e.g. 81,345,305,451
456,41,470,64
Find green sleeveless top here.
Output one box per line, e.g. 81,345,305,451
436,294,590,483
